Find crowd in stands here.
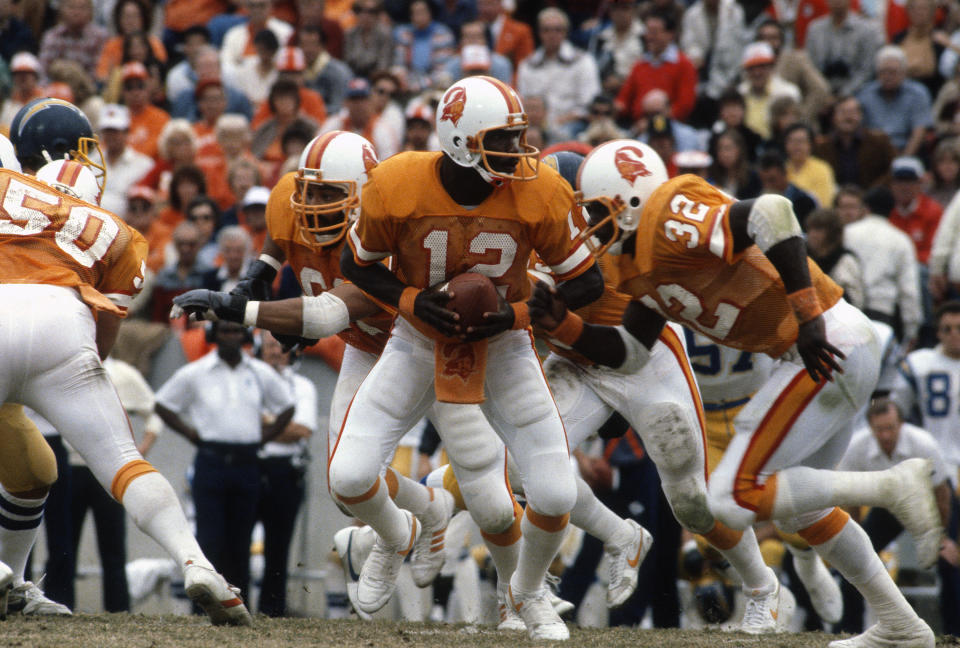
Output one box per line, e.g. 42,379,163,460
10,0,960,628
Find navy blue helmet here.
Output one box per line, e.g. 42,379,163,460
541,150,585,191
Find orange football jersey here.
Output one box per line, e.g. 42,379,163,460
349,152,594,311
619,175,842,358
0,169,146,317
266,172,393,355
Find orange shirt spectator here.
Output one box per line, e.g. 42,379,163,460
477,0,534,72
122,62,171,160
251,48,327,129
96,0,167,82
164,0,231,33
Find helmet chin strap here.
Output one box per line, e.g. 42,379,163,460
474,162,508,187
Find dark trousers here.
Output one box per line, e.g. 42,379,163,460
70,465,129,612
41,435,75,609
256,456,306,617
192,443,261,604
559,454,681,627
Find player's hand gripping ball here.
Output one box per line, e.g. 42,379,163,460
441,272,500,330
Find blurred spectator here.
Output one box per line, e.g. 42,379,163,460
101,30,166,105
157,165,207,233
343,0,394,79
96,0,166,84
521,94,554,147
637,88,707,151
202,225,253,292
46,60,101,124
615,9,696,125
162,1,231,56
579,94,626,147
813,95,897,189
433,0,477,38
589,0,645,95
928,137,960,210
98,104,154,216
708,88,763,161
185,196,223,268
122,62,171,160
476,0,534,73
294,0,344,60
757,149,817,225
674,150,712,178
124,186,170,274
755,18,832,127
784,123,836,207
221,0,294,80
320,77,399,159
932,64,960,139
278,120,316,173
707,128,763,199
889,156,943,266
0,0,36,64
392,0,456,93
235,28,281,107
805,0,884,96
299,24,352,114
0,52,42,129
857,45,934,156
252,78,319,182
165,26,213,102
805,207,866,307
402,101,438,151
737,41,801,140
149,221,213,323
170,45,253,121
38,0,109,77
446,22,512,83
891,0,945,98
517,7,599,140
221,158,263,228
681,0,746,126
200,114,258,211
193,79,229,159
765,94,803,150
238,185,271,253
646,115,678,176
844,185,923,344
368,70,404,144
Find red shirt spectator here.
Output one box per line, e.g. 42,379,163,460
889,157,943,264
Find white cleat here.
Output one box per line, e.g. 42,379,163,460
0,561,12,620
496,581,526,631
183,561,252,626
8,580,71,616
509,583,570,640
886,458,943,569
605,519,653,608
332,525,377,620
545,572,575,616
411,488,455,588
791,546,843,624
828,619,934,648
356,511,419,614
741,568,795,634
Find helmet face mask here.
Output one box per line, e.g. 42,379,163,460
577,194,625,257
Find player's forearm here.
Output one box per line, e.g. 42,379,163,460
569,322,629,367
557,261,604,311
765,237,814,293
339,244,407,307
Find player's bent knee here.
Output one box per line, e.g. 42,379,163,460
643,403,701,477
459,478,515,533
328,456,379,501
706,482,755,531
524,464,577,518
663,478,714,534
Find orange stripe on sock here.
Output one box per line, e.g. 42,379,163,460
798,507,850,546
734,370,825,519
111,460,158,502
385,468,399,499
525,507,570,533
702,521,744,551
398,517,418,557
481,500,523,546
336,477,381,506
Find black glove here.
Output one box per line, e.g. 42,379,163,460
273,333,319,353
172,289,247,323
463,295,514,342
413,285,460,338
527,280,568,331
231,258,278,301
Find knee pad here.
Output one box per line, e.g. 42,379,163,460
0,403,57,492
522,454,577,518
328,452,379,500
662,475,714,534
431,403,503,472
457,468,516,534
486,362,555,429
642,403,702,479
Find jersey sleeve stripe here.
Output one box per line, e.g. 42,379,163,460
105,293,133,308
549,243,592,280
348,223,390,265
708,204,730,260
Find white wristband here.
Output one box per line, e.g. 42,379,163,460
259,253,282,273
243,301,260,327
302,291,350,338
746,194,802,252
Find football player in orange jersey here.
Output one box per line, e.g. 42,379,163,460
0,100,253,626
334,75,602,640
529,140,940,648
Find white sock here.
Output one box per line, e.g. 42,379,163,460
569,475,631,546
714,526,773,591
389,469,431,518
0,487,45,584
511,512,566,593
813,520,919,629
121,472,212,571
341,476,410,547
773,466,897,519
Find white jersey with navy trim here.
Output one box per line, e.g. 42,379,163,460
892,346,960,467
683,328,775,408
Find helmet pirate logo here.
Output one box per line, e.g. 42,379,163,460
440,86,467,127
614,145,653,184
440,341,476,381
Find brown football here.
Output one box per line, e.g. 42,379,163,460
443,272,501,329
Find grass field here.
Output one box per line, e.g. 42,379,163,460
3,615,959,648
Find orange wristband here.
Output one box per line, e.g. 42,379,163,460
547,311,584,346
511,302,530,330
787,287,822,324
399,286,421,319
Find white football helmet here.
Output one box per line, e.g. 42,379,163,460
576,139,668,256
0,133,21,173
292,130,379,249
36,159,101,205
436,75,539,185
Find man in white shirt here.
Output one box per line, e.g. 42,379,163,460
97,104,153,216
155,321,294,606
219,0,293,81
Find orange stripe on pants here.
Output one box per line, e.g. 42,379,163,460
658,326,710,482
734,369,825,520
